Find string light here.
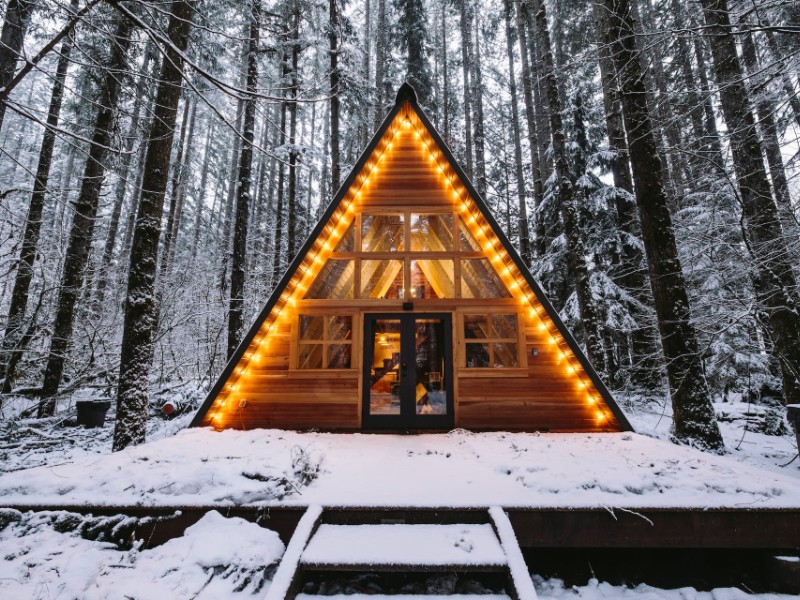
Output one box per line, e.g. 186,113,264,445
209,109,607,431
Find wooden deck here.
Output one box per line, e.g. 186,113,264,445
5,504,800,552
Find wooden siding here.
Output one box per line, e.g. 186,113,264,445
200,103,624,433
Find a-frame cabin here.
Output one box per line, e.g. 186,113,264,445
191,84,632,433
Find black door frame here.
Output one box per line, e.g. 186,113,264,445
362,313,454,430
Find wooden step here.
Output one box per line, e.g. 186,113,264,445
300,523,507,571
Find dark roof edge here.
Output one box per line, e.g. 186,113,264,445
192,83,634,433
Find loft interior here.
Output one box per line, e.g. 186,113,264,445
191,84,632,433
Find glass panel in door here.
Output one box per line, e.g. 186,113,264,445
413,319,447,415
368,319,402,415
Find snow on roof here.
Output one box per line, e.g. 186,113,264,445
0,429,798,509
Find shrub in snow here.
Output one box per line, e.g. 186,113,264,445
0,510,284,599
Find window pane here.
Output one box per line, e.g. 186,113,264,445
459,216,482,251
491,314,517,339
463,314,489,340
333,221,355,252
410,259,454,298
299,315,324,341
414,319,447,415
493,342,519,368
461,259,512,298
361,259,404,298
327,344,352,369
410,214,454,251
298,344,324,369
466,343,490,368
369,319,402,415
305,259,354,299
362,214,404,252
327,316,352,340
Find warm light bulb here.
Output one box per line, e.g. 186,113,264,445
566,364,575,374
549,338,557,345
587,394,596,404
460,203,468,212
596,411,605,422
538,322,546,331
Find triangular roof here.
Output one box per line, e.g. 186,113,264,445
190,83,633,431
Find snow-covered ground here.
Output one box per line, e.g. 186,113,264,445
0,417,798,508
0,510,284,599
1,399,798,599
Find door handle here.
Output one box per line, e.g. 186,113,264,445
401,362,407,371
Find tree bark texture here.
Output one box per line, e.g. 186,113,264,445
503,0,532,266
38,16,134,416
0,0,76,395
227,0,260,360
113,0,195,451
698,0,800,407
329,0,341,193
533,0,607,380
0,0,36,131
603,0,724,450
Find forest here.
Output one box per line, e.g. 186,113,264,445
0,0,798,453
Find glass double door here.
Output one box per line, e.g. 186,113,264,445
363,314,453,429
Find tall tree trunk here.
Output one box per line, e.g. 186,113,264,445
362,0,372,143
594,1,662,391
304,100,317,238
470,7,487,197
192,117,215,259
690,14,726,165
459,0,474,177
533,0,607,379
159,89,190,279
0,0,76,395
759,24,800,130
286,4,300,261
227,0,260,359
637,0,690,189
668,0,724,174
93,43,157,308
740,25,795,219
113,0,195,451
603,0,723,450
512,0,543,215
167,95,196,269
593,2,633,194
219,59,248,293
697,0,800,407
503,0,532,266
0,0,36,131
271,47,290,289
400,0,432,106
373,0,388,128
329,0,341,192
38,17,133,416
440,0,449,145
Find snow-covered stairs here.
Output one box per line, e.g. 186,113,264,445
265,506,535,600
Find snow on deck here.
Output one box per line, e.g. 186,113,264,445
0,429,798,509
301,524,507,567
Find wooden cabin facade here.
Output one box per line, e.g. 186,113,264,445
191,85,631,433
